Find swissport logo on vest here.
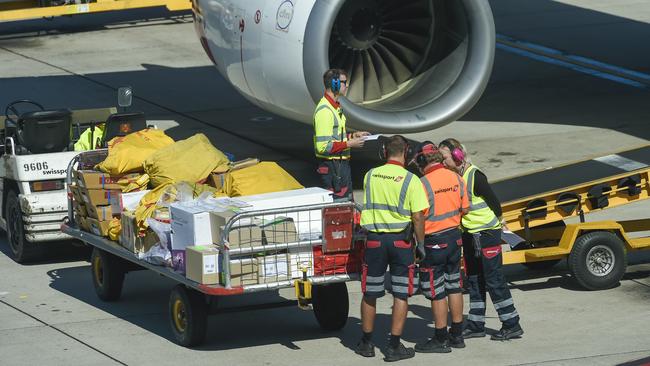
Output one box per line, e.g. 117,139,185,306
435,184,459,194
372,172,404,183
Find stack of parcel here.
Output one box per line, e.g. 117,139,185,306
70,129,363,288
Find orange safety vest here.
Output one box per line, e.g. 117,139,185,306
420,164,469,234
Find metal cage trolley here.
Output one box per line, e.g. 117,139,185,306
62,151,364,347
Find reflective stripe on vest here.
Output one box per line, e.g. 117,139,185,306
361,167,413,232
461,165,500,233
313,99,350,159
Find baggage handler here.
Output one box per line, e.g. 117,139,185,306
313,69,369,200
410,142,469,353
438,138,524,341
356,135,428,362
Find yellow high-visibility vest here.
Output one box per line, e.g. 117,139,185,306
360,163,428,233
313,97,350,160
461,164,501,233
74,124,105,151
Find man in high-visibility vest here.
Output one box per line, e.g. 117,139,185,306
411,141,469,353
356,135,428,362
313,69,369,200
439,138,523,341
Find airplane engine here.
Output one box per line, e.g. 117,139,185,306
193,0,495,132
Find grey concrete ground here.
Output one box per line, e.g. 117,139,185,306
1,0,650,365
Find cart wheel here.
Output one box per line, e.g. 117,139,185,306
91,248,125,301
5,190,41,263
522,259,561,271
312,282,349,331
568,231,627,290
168,285,208,347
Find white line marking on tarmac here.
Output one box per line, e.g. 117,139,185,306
594,155,648,171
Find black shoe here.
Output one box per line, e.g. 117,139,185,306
355,339,375,357
414,338,452,353
491,324,524,341
448,334,466,348
384,343,415,362
461,327,486,339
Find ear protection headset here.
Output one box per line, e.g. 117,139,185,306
414,141,438,168
439,139,465,165
380,135,413,162
330,72,341,94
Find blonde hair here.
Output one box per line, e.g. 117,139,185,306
439,138,471,164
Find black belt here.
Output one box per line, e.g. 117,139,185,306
425,227,460,238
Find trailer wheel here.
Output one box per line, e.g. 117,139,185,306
568,231,626,290
5,190,41,263
312,282,349,331
169,285,208,347
91,248,125,301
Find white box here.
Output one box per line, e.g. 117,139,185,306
238,188,333,240
289,247,314,279
119,190,150,212
170,201,219,250
237,187,333,210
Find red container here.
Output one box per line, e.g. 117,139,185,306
322,206,354,253
313,242,363,276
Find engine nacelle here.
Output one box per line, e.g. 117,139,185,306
193,0,495,133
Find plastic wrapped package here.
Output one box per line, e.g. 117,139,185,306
143,133,231,187
224,162,303,197
96,129,174,175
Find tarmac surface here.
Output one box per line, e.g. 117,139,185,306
1,1,650,365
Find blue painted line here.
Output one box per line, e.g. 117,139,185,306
496,43,647,89
496,33,650,86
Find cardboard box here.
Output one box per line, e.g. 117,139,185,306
170,200,220,250
208,158,259,190
226,258,258,287
85,204,114,221
238,188,333,239
262,217,298,244
238,187,333,211
186,245,220,285
119,212,159,254
119,190,150,212
80,187,121,207
86,218,111,237
257,254,289,283
74,170,138,190
210,211,264,248
289,247,314,279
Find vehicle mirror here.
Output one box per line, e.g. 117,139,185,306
117,87,133,108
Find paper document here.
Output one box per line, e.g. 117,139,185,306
362,134,381,141
502,229,526,249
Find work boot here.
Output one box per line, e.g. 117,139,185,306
448,333,466,349
461,327,486,339
384,343,415,362
491,324,524,341
414,337,452,353
355,339,375,357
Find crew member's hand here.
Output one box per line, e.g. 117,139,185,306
415,242,426,263
352,131,371,139
347,137,365,149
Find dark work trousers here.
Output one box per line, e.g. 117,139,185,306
317,159,353,200
462,229,520,330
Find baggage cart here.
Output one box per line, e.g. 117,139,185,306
61,152,363,346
